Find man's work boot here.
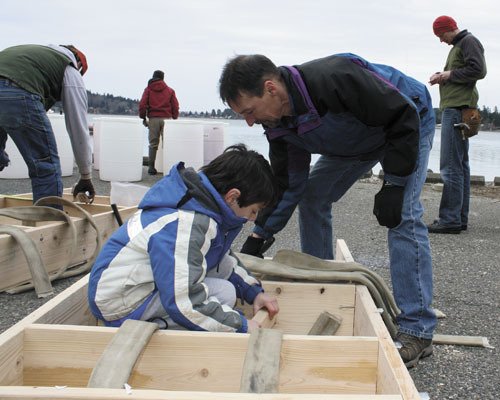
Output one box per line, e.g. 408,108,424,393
148,148,157,175
396,332,433,369
427,220,461,234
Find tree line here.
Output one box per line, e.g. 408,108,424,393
51,91,500,129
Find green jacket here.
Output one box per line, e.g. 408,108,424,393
0,44,71,110
440,30,486,110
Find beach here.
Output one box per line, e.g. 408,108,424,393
0,168,499,399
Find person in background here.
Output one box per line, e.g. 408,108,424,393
427,16,486,234
0,44,94,203
139,70,179,175
88,144,279,333
219,53,436,368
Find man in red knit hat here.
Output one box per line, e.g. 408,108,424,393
428,16,486,234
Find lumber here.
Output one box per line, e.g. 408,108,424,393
433,334,493,348
0,386,405,399
240,328,283,393
308,311,343,335
87,320,159,388
251,309,277,329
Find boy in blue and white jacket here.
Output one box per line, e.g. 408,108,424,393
88,144,279,333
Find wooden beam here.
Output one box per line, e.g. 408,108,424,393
251,310,276,329
88,320,159,388
0,206,137,292
433,334,493,348
240,329,283,393
308,311,343,335
20,325,379,393
238,281,355,336
0,386,404,399
335,239,355,262
354,285,420,400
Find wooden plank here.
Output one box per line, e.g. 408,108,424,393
22,326,249,391
0,275,95,387
0,329,23,386
251,310,276,329
0,206,137,291
0,386,404,400
13,191,117,206
0,275,95,347
279,335,378,394
354,285,420,400
308,311,342,335
88,320,159,388
240,281,355,336
240,329,283,393
335,239,355,262
20,325,380,394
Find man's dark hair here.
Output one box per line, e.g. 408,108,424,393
219,55,280,105
201,144,278,208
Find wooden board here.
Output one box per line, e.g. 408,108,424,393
0,197,137,292
0,239,419,399
354,286,420,400
0,387,403,400
19,325,379,394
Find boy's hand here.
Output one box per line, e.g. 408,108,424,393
253,292,279,318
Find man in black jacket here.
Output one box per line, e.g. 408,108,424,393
219,53,436,368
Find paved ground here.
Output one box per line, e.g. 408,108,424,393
1,167,499,399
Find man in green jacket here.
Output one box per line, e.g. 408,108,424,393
428,16,486,233
0,44,95,203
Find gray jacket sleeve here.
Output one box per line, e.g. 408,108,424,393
61,66,92,178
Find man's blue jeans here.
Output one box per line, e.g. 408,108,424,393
298,116,436,339
437,108,470,227
0,79,63,202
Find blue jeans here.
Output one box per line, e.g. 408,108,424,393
298,116,437,339
0,79,63,202
437,108,470,227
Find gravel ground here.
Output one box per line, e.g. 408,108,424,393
1,167,499,399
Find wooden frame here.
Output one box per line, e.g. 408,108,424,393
0,240,419,399
0,193,137,292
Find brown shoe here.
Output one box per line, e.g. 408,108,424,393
396,332,433,368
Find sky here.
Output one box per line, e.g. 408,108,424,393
2,0,498,112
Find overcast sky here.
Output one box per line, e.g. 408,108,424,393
2,0,498,112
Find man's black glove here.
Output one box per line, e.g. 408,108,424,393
142,118,149,127
373,181,405,229
240,236,275,258
72,178,96,204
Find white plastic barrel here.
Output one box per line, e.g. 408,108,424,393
203,122,227,165
110,181,150,207
92,118,102,170
0,138,29,179
163,120,204,173
98,117,144,182
47,114,75,176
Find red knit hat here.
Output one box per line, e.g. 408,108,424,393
433,16,458,36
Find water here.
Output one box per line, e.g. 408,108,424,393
221,119,500,182
88,116,500,182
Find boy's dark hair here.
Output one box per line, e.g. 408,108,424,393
201,144,278,208
219,54,280,105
